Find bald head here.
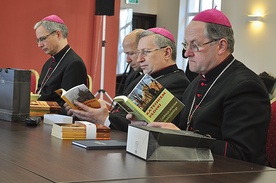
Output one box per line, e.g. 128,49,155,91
123,29,144,49
123,29,144,71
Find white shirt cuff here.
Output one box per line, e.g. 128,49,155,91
104,115,111,127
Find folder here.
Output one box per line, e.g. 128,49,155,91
72,140,127,150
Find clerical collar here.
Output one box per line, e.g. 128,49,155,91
52,44,70,62
199,54,234,81
150,64,179,79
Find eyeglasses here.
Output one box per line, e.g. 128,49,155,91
182,39,220,52
36,31,56,43
136,46,167,57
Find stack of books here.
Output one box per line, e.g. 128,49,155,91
51,123,111,140
30,101,61,117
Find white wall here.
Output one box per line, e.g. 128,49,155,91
120,0,181,68
120,0,158,14
120,0,179,41
222,0,276,76
121,0,276,77
156,0,180,43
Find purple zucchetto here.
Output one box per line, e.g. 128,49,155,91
148,27,175,43
192,8,232,27
42,15,65,24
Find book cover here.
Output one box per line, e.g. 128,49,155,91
51,122,111,140
55,84,100,110
51,130,110,140
72,140,127,150
52,123,111,133
30,101,61,111
30,101,61,117
113,74,184,123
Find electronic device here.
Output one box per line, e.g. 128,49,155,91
25,116,41,126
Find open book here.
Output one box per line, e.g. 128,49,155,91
55,84,100,110
113,74,184,123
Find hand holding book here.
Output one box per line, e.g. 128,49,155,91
69,99,109,126
55,84,100,110
114,74,184,123
126,114,178,129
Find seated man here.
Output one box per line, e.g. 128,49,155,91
182,48,198,82
129,9,271,166
68,28,190,132
116,29,144,96
34,15,88,114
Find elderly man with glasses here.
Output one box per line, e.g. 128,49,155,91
133,8,271,166
34,15,87,114
68,27,190,132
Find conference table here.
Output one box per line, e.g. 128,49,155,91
0,119,275,183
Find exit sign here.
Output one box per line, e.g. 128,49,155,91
126,0,139,4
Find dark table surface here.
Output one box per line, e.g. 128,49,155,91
0,119,275,183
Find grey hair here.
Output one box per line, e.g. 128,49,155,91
204,23,235,53
34,21,68,38
139,30,177,61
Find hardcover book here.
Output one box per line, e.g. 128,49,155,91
55,84,100,110
51,122,111,140
72,140,127,150
113,74,184,123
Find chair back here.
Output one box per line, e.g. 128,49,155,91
267,98,276,168
30,69,39,93
87,74,92,91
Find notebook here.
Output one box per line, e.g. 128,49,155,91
72,140,127,150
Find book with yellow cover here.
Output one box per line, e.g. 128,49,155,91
52,123,86,132
113,74,184,123
51,130,110,140
55,84,100,110
30,101,61,116
52,123,110,132
51,122,111,140
51,131,110,140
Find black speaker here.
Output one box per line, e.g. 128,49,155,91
95,0,115,16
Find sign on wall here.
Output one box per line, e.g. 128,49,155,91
126,0,139,5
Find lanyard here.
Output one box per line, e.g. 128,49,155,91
37,47,71,94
